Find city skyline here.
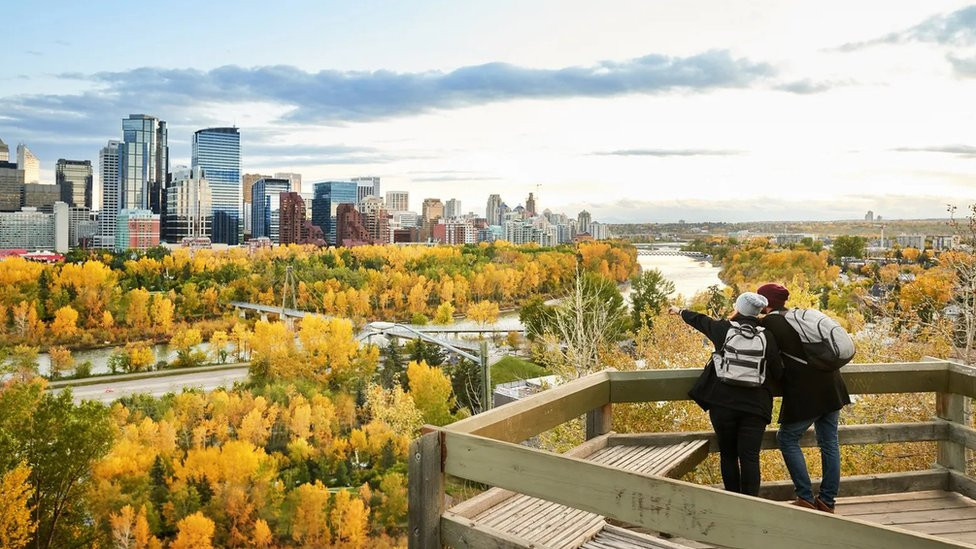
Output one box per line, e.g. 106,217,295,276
2,1,975,222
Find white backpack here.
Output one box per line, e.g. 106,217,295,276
713,322,767,387
780,308,856,371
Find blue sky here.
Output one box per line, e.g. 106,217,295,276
2,1,976,222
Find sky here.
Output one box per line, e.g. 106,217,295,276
2,0,976,223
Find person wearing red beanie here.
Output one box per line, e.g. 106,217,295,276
757,283,851,513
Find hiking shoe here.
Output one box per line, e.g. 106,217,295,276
790,498,816,509
814,497,835,514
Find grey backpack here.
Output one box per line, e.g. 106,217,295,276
712,322,767,387
781,308,856,371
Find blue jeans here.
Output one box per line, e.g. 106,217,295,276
776,410,841,507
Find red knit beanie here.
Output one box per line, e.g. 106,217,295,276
757,283,789,310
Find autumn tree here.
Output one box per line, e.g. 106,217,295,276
407,361,458,425
126,342,155,373
126,289,151,331
330,489,369,548
171,328,206,368
50,305,80,340
47,346,74,380
433,301,455,325
629,269,675,328
832,235,867,259
0,464,34,549
298,315,378,389
1,345,40,382
209,330,229,364
249,320,296,381
290,481,331,547
150,296,175,336
170,512,215,549
467,300,500,326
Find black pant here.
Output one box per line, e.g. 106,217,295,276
708,405,767,496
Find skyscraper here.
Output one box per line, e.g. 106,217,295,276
121,114,168,213
275,172,302,194
486,194,502,226
311,181,357,246
445,198,461,219
279,192,307,245
97,140,122,248
0,137,8,162
421,198,444,222
16,144,39,184
577,210,592,234
56,159,93,208
242,173,271,206
250,177,291,243
526,193,537,217
353,176,381,203
193,127,241,245
385,190,409,212
0,161,24,211
166,167,212,242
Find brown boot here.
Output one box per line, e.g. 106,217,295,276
790,497,816,509
814,497,835,514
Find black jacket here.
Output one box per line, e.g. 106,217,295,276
681,310,783,423
760,311,851,424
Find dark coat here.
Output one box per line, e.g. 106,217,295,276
760,311,851,424
681,310,783,423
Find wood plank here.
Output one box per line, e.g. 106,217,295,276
587,402,613,440
937,392,968,472
840,494,972,516
659,440,710,479
441,511,559,549
948,363,976,400
908,518,976,536
835,490,951,505
757,469,949,501
949,423,976,452
607,363,949,403
447,371,610,443
609,422,947,452
948,471,976,502
409,431,443,549
444,430,967,549
855,506,976,525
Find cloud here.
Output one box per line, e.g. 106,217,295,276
25,50,43,56
593,148,741,157
838,5,976,50
948,54,976,76
773,79,837,94
244,143,408,168
892,145,976,158
0,49,774,140
410,175,503,182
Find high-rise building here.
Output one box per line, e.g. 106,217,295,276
311,181,357,245
16,144,39,184
336,203,370,247
22,183,61,212
121,115,168,213
385,190,409,212
193,127,241,245
865,210,874,222
275,172,302,195
0,203,69,252
526,193,537,217
0,161,25,211
242,173,271,205
0,137,8,162
486,194,502,226
577,210,592,234
359,196,390,244
422,198,444,222
68,207,97,249
166,167,212,242
279,192,307,246
353,176,381,203
115,209,160,251
56,159,93,208
250,177,291,243
97,140,122,248
445,198,461,219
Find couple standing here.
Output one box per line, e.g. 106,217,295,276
668,283,851,512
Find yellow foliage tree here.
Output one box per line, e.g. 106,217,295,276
171,512,215,549
48,346,74,379
433,302,455,325
252,518,273,548
150,296,175,335
0,464,34,549
126,342,155,373
209,330,229,364
126,288,151,330
249,320,296,380
407,361,457,425
466,300,500,326
290,481,332,547
50,305,80,340
298,315,378,388
330,489,370,548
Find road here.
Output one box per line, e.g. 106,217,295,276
60,367,249,404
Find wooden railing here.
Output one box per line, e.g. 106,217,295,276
409,360,976,549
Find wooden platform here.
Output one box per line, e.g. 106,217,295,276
448,439,710,549
837,490,976,545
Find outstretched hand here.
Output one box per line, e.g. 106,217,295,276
668,305,681,316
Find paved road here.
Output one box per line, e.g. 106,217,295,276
61,367,249,404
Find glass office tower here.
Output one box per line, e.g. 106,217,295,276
121,115,168,213
192,127,241,245
97,140,122,248
311,181,357,246
250,177,291,243
56,159,93,208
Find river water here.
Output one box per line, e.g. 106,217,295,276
41,249,724,376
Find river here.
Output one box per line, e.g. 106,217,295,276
633,253,725,300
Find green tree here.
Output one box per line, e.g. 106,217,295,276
379,338,407,389
833,235,867,259
629,269,675,328
0,381,115,549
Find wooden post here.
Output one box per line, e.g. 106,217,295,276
409,431,444,549
585,402,612,440
937,391,969,472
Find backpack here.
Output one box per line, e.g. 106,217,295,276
712,322,767,388
780,308,856,371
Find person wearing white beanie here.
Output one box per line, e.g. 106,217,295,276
669,295,783,496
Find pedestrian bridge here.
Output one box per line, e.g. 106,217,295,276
636,250,708,258
409,359,976,548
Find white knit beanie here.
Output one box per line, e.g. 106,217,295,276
734,292,768,317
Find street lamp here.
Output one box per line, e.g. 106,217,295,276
365,321,492,411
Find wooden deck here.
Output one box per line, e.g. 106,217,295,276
450,439,709,549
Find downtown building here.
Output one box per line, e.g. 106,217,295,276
0,155,25,211
193,127,241,245
0,202,69,252
250,177,291,244
311,181,357,246
353,176,381,203
166,167,212,242
96,140,122,247
16,144,39,184
279,192,311,246
385,190,408,213
115,209,160,251
359,196,391,244
56,159,93,208
21,183,60,212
